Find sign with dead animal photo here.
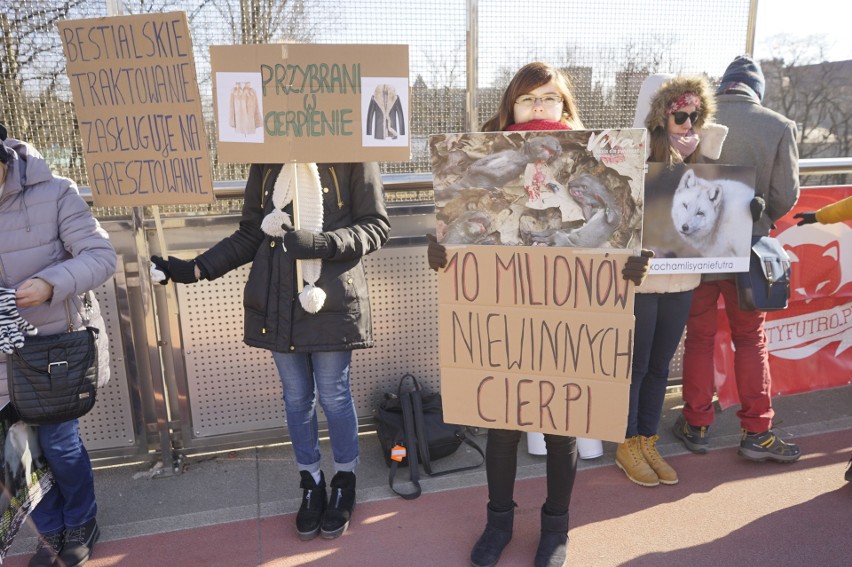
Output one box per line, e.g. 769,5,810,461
210,43,409,163
429,129,646,249
644,163,756,274
429,129,646,442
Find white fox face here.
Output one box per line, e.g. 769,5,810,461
671,169,722,242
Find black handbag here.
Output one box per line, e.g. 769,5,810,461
7,326,99,425
374,374,484,499
736,236,791,311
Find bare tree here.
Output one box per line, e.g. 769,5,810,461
0,1,86,143
213,0,322,44
761,36,830,158
761,34,852,183
410,42,466,138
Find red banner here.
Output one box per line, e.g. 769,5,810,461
713,186,852,408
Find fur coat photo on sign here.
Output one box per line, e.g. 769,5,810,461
366,84,406,140
229,81,262,136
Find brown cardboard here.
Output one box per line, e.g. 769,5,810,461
59,12,214,207
430,129,646,442
436,245,635,313
438,304,634,380
436,246,636,442
440,367,629,440
210,44,410,164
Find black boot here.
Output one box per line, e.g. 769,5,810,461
59,518,100,567
321,471,356,539
28,530,64,567
296,471,327,540
534,506,569,567
470,503,514,567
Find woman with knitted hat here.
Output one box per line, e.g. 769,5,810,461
615,74,727,488
428,61,651,567
150,161,389,541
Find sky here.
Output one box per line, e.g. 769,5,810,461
754,0,852,62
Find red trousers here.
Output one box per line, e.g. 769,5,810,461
682,279,774,432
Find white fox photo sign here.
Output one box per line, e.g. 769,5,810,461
644,163,756,274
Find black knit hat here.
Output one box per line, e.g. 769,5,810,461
718,55,765,101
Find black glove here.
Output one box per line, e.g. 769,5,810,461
794,211,817,226
282,230,335,259
426,233,447,271
622,249,654,286
150,255,199,285
750,196,766,223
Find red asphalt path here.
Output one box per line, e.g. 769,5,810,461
5,430,850,567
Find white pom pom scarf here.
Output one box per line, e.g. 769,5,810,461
261,163,326,313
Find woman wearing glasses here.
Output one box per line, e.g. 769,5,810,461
615,74,727,487
428,62,651,567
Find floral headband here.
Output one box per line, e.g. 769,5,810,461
667,92,701,114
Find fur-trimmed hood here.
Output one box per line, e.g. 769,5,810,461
372,84,399,111
643,75,716,132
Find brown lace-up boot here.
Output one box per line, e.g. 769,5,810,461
615,436,659,487
639,434,678,484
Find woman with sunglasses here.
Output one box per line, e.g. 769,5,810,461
428,62,651,567
614,74,727,487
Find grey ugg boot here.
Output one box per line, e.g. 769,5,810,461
470,503,514,567
534,506,569,567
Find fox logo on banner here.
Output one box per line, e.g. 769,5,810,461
712,187,852,407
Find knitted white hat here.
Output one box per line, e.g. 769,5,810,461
261,163,326,313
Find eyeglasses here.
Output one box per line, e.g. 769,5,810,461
672,111,700,125
515,95,563,108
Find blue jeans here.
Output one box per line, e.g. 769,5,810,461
271,350,359,474
628,291,694,437
31,419,97,534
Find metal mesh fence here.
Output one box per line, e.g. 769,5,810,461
476,0,752,130
2,0,753,186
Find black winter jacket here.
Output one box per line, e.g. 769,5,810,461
195,162,389,353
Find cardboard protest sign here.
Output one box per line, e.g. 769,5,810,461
210,44,410,164
430,129,646,441
429,129,646,249
644,163,756,274
436,246,636,441
59,12,214,207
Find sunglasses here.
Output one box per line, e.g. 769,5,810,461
672,111,699,125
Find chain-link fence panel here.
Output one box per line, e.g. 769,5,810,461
476,0,752,131
2,0,753,186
